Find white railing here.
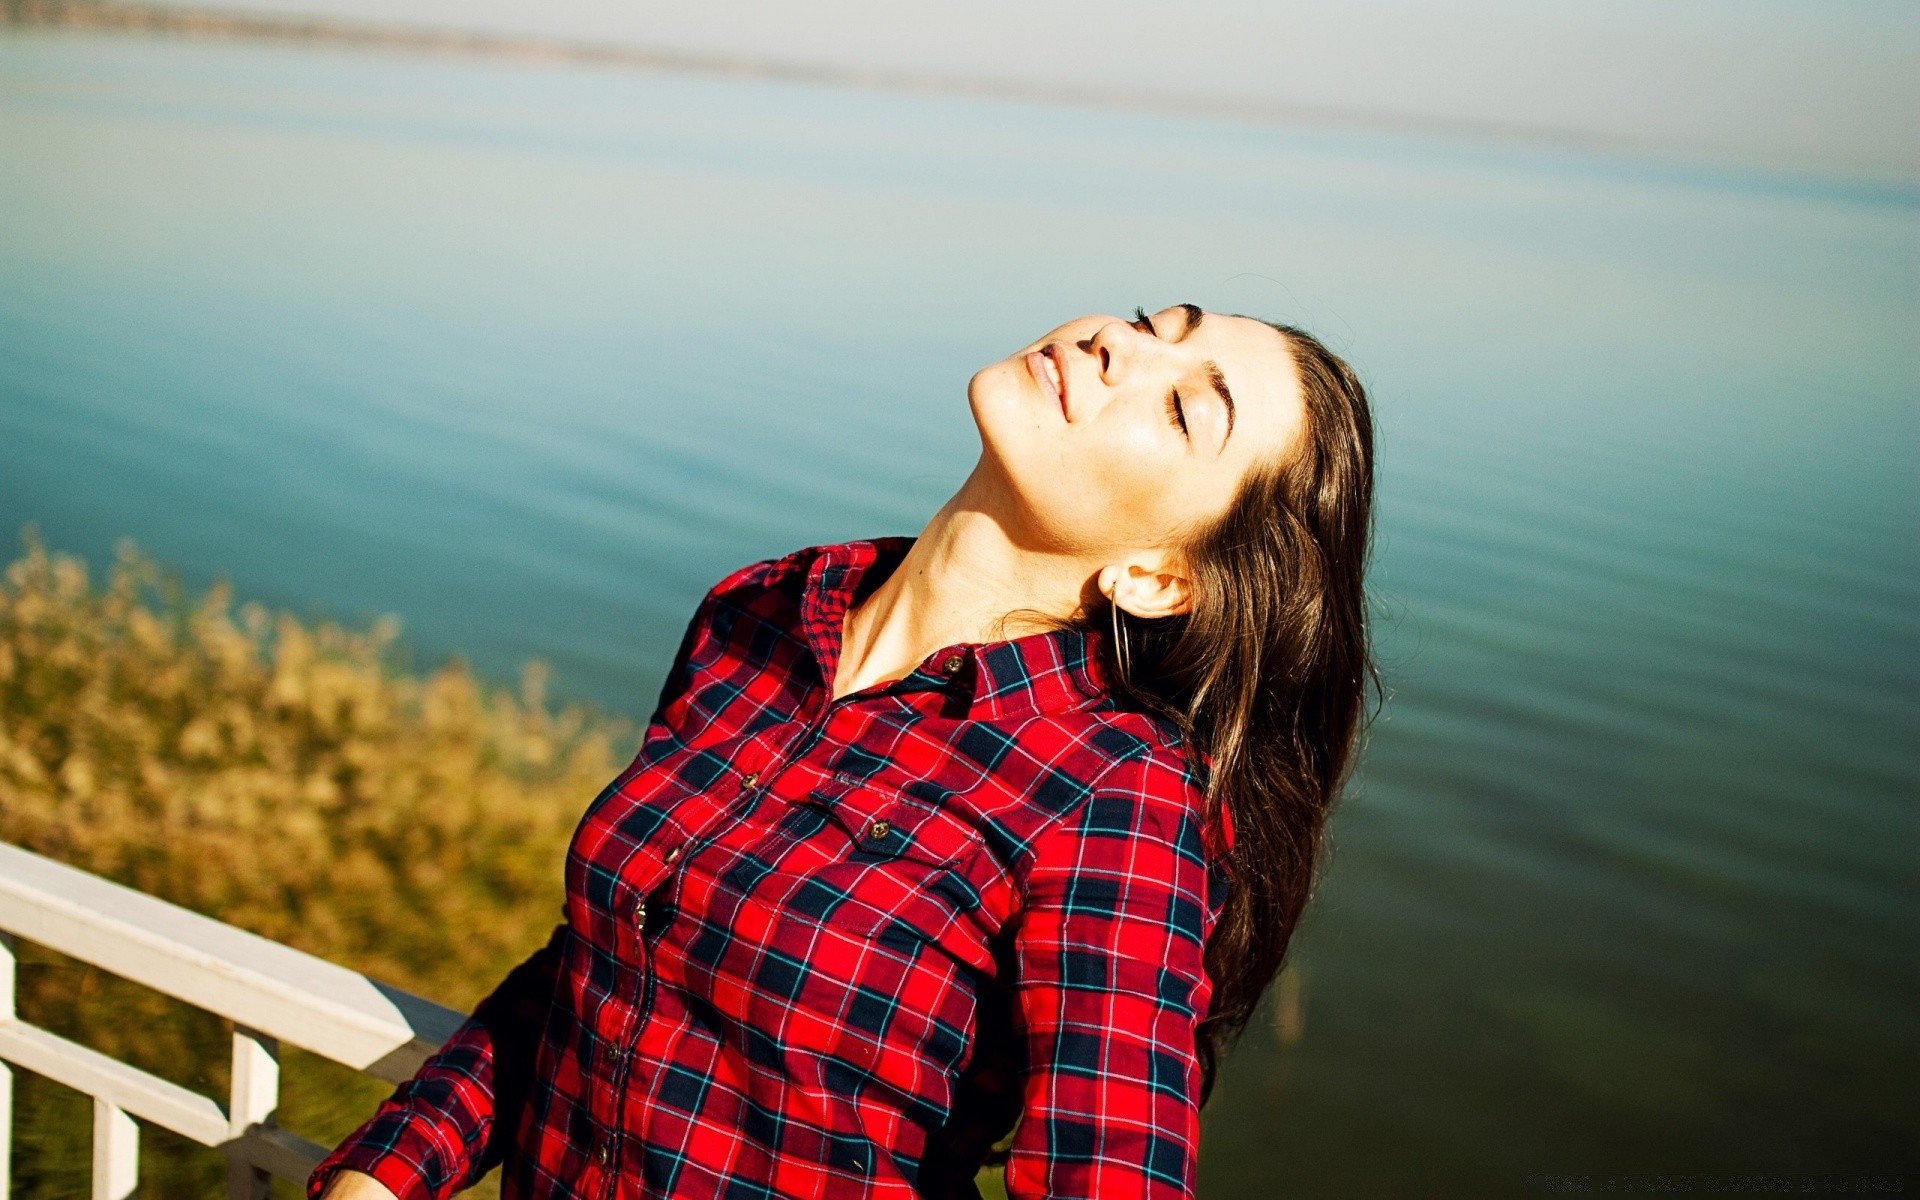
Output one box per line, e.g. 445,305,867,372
0,841,466,1199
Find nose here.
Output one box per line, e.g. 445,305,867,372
1082,318,1146,383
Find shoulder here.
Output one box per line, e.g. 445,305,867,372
1083,710,1212,832
680,541,827,646
1015,712,1213,878
1004,709,1233,926
1011,715,1220,953
650,545,818,709
701,543,814,610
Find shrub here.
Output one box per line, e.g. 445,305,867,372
0,527,636,1196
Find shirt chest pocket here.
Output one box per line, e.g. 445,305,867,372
728,774,992,970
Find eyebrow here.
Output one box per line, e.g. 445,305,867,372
1174,303,1235,452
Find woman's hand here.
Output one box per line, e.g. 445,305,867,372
316,1169,400,1200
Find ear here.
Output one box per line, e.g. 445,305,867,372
1097,556,1193,620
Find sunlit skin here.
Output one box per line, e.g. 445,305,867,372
316,306,1306,1200
830,304,1308,700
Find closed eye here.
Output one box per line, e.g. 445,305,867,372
1137,308,1188,440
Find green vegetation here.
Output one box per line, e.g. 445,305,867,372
0,529,635,1196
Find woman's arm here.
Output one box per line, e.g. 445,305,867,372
305,923,567,1200
315,1169,399,1199
1002,751,1219,1200
308,568,754,1198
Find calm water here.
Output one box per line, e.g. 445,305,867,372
2,29,1915,1197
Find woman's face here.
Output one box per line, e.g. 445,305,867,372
968,304,1307,552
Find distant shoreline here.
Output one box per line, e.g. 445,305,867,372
8,0,1895,189
3,0,866,80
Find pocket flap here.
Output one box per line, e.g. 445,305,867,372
805,774,982,867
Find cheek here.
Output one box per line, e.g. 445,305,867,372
1056,432,1192,534
973,380,1202,543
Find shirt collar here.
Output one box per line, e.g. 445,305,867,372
797,535,1116,719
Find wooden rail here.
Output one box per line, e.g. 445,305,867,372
0,841,465,1199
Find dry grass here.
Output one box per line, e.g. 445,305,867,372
0,527,636,1195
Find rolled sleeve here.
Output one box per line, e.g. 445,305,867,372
308,923,567,1200
1003,752,1218,1200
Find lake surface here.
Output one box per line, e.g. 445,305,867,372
2,29,1915,1196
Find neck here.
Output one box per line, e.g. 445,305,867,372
832,460,1098,701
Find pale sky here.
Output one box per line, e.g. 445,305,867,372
146,0,1918,179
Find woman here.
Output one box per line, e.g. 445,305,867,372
311,303,1376,1200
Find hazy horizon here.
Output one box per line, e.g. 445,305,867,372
116,0,1919,181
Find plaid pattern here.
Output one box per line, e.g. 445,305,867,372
309,535,1228,1200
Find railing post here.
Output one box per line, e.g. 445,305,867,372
92,1096,139,1200
227,1025,280,1200
0,843,464,1190
1,930,15,1198
0,1051,9,1200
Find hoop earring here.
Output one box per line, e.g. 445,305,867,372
1108,591,1133,687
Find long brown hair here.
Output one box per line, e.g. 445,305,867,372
1079,319,1379,1101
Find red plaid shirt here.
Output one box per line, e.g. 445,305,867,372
310,535,1229,1200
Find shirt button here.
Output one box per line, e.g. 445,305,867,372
742,771,760,788
941,653,965,674
632,897,648,924
594,1143,611,1166
664,846,682,864
867,819,891,841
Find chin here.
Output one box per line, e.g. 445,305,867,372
968,356,1021,401
966,359,1029,438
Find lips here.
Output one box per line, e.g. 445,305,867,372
1026,344,1066,418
